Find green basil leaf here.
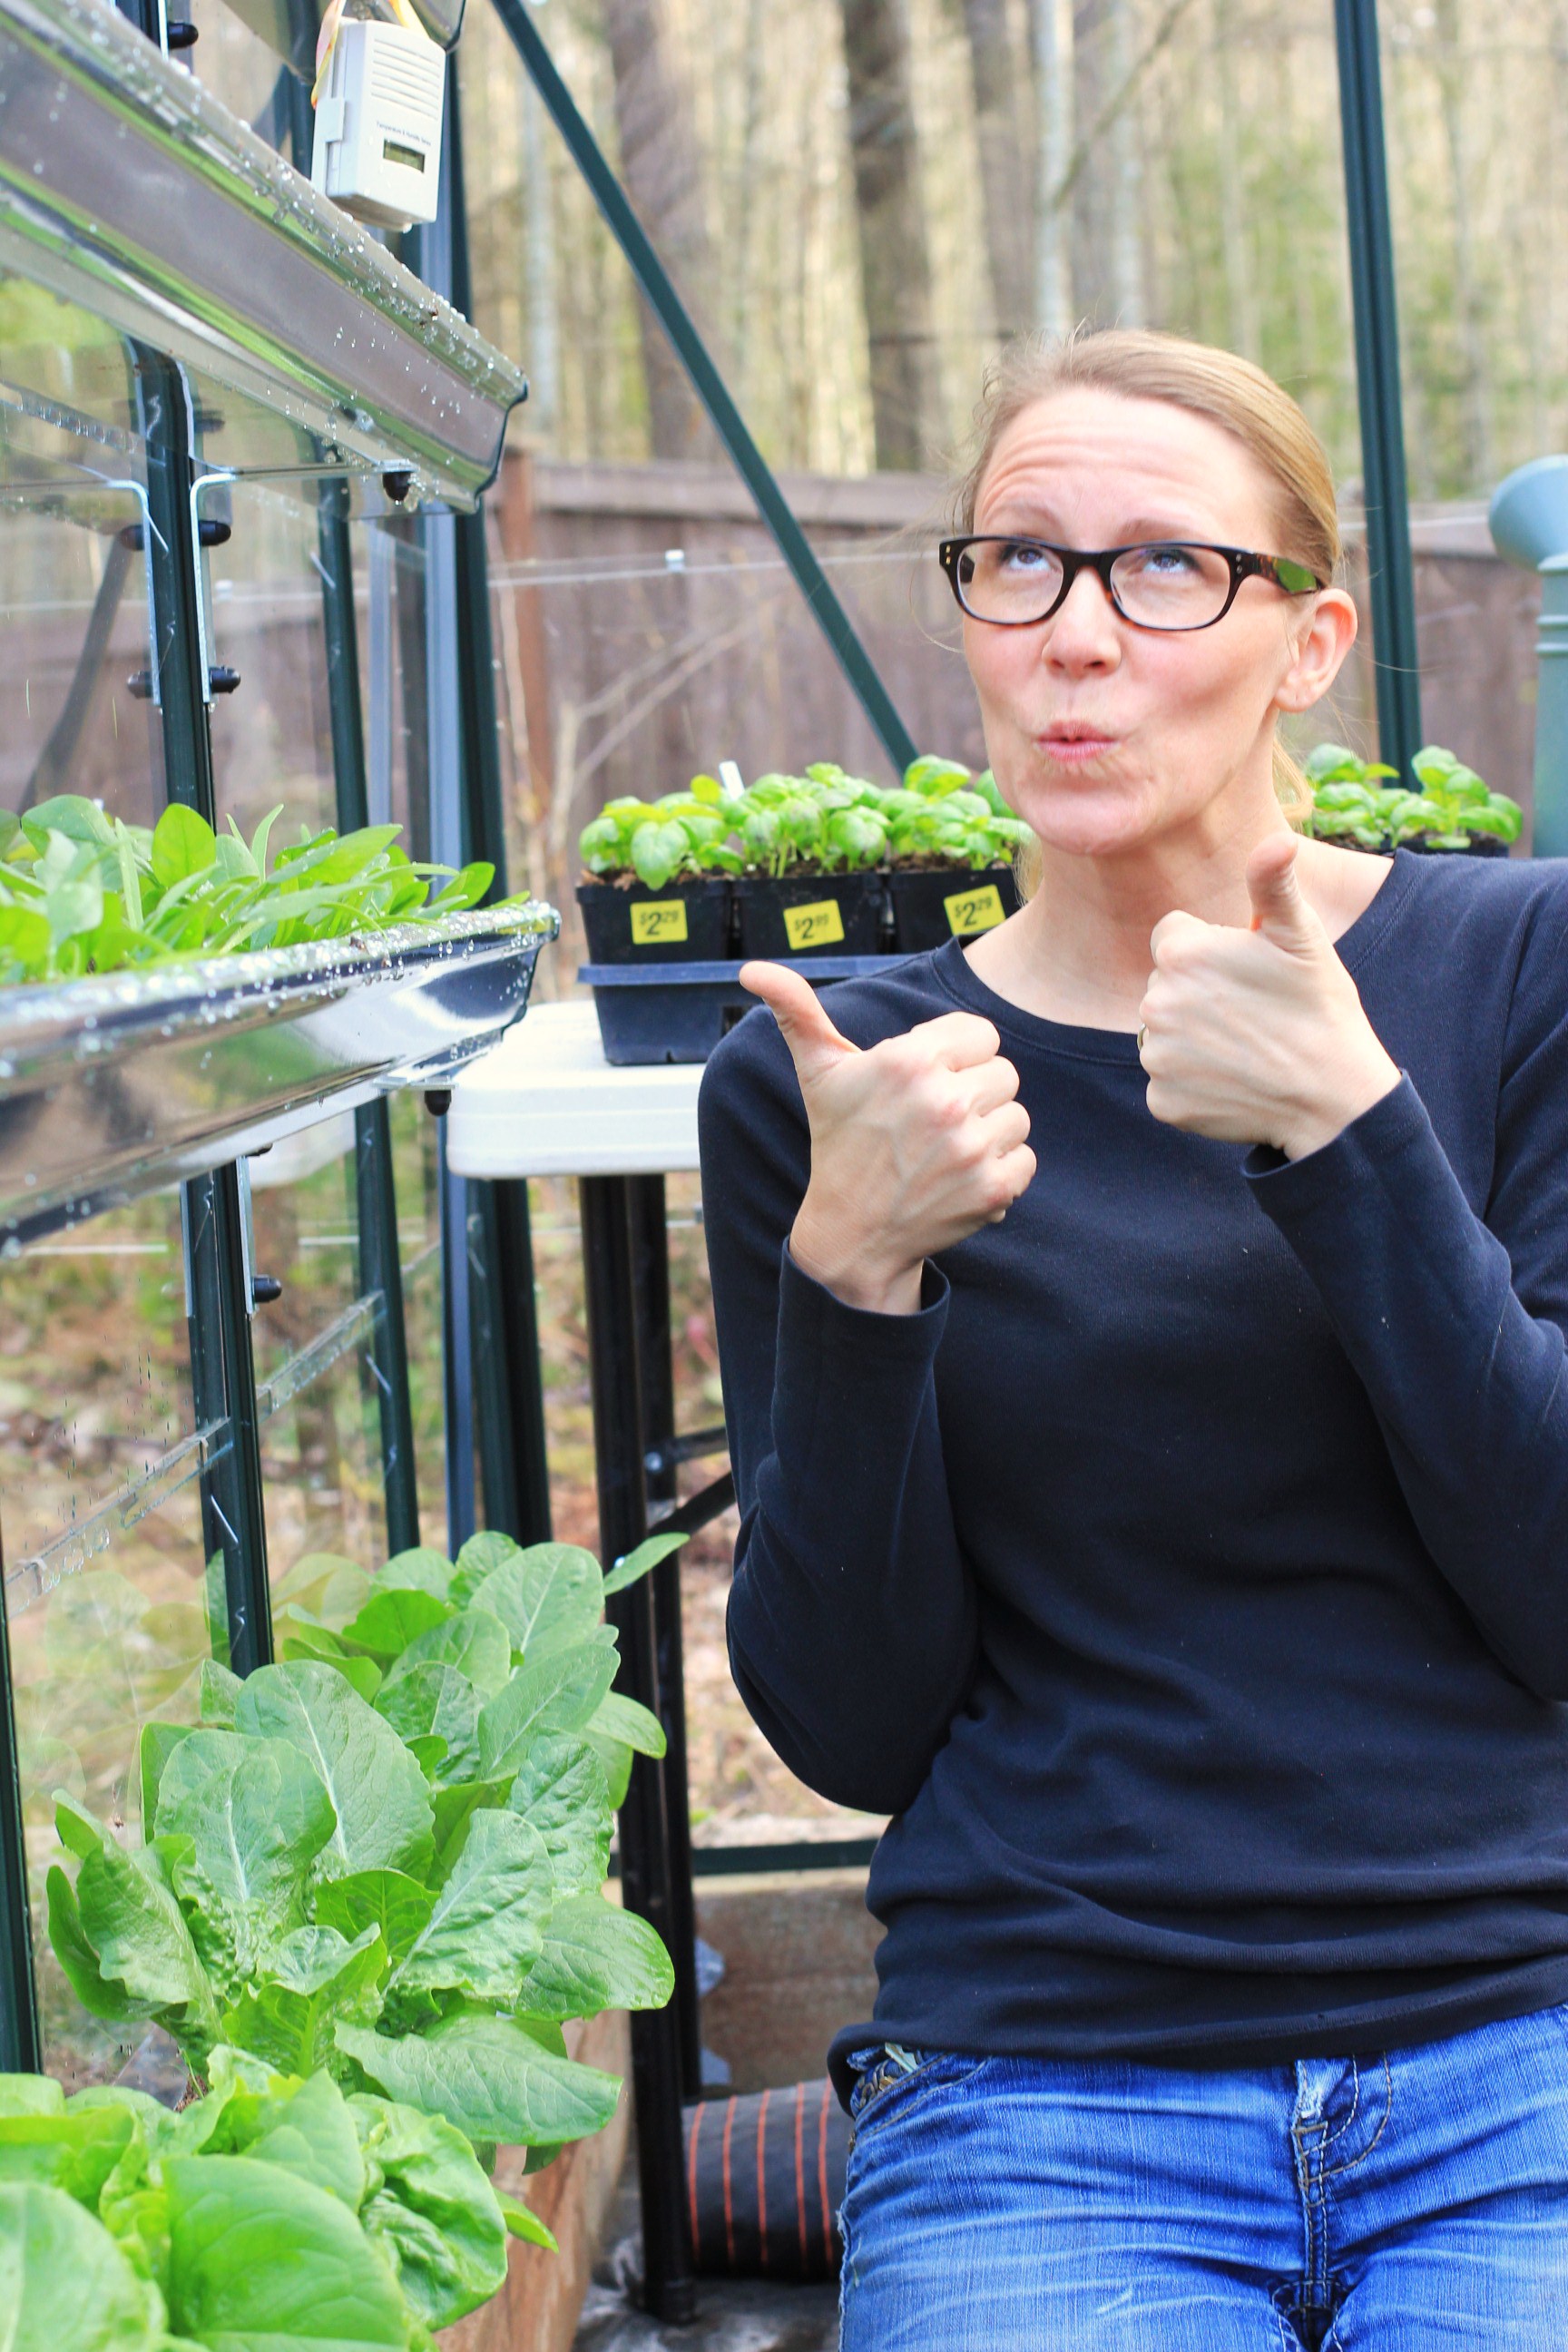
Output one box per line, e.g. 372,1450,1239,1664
220,1926,387,2081
585,1690,667,1759
379,1610,511,1702
341,1588,453,1661
600,1529,688,1596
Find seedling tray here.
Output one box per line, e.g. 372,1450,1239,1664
0,901,558,1245
580,956,907,1065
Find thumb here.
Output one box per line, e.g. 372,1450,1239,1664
740,961,859,1087
1246,833,1324,954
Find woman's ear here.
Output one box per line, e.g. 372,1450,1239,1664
1275,586,1358,715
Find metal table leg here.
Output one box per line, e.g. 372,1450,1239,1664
579,1175,698,2324
626,1173,703,2102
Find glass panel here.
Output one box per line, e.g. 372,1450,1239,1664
0,282,162,830
250,1127,389,1587
0,1191,218,2091
205,479,340,851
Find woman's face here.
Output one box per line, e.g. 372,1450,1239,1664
963,387,1353,861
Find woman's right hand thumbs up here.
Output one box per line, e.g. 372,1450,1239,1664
740,961,1036,1316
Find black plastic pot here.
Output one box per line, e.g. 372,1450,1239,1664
1401,834,1510,858
576,877,733,964
887,865,1021,952
732,871,887,957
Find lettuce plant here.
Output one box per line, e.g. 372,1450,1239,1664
1303,742,1523,850
0,2052,553,2349
0,795,508,988
46,1530,683,2163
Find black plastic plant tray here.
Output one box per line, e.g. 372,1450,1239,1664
579,956,907,1066
0,901,559,1247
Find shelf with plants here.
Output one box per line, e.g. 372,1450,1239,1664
9,1523,682,2347
0,0,527,510
1303,742,1524,856
0,796,558,1246
575,754,1031,1063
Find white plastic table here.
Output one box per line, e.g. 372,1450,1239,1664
447,997,702,1180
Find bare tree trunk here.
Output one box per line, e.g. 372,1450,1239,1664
1430,0,1491,487
1214,0,1259,357
1031,0,1073,334
1071,0,1112,318
601,0,720,459
1107,0,1142,323
960,0,1034,339
838,0,940,468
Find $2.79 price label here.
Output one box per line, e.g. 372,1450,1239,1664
630,899,690,946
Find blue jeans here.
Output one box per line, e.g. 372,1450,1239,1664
839,2006,1568,2347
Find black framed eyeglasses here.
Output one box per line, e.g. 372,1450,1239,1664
937,535,1324,632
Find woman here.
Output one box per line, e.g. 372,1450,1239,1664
696,329,1568,2347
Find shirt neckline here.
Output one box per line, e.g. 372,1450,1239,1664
929,848,1418,1064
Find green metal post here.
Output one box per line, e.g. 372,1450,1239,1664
0,1522,41,2073
488,0,918,779
1334,0,1422,779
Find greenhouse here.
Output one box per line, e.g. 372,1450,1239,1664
5,0,1568,2339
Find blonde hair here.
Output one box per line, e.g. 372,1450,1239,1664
956,327,1338,832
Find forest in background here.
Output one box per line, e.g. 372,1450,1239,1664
456,0,1563,505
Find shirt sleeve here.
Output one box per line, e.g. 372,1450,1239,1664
697,1009,979,1813
1244,896,1568,1696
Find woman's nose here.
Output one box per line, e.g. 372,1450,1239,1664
1042,565,1122,671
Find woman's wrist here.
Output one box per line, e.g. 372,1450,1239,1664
789,1200,926,1316
1277,1040,1401,1162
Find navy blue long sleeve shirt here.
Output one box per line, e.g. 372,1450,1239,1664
696,850,1568,2094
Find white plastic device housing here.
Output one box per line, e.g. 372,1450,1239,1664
310,18,446,231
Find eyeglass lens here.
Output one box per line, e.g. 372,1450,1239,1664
956,541,1236,629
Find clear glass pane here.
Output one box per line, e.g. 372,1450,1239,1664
0,1193,219,2091
250,1127,390,1586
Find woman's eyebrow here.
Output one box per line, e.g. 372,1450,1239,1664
973,514,1216,544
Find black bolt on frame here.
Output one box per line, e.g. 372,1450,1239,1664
490,0,919,779
1334,0,1423,779
580,1175,699,2324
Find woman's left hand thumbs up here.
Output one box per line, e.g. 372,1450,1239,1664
1138,833,1400,1160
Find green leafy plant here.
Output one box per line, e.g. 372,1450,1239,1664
577,755,1031,885
578,779,743,891
0,796,512,988
0,2053,554,2349
46,1530,685,2162
1303,742,1523,851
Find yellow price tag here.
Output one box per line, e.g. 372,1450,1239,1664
631,899,689,946
944,884,1005,937
783,899,846,950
